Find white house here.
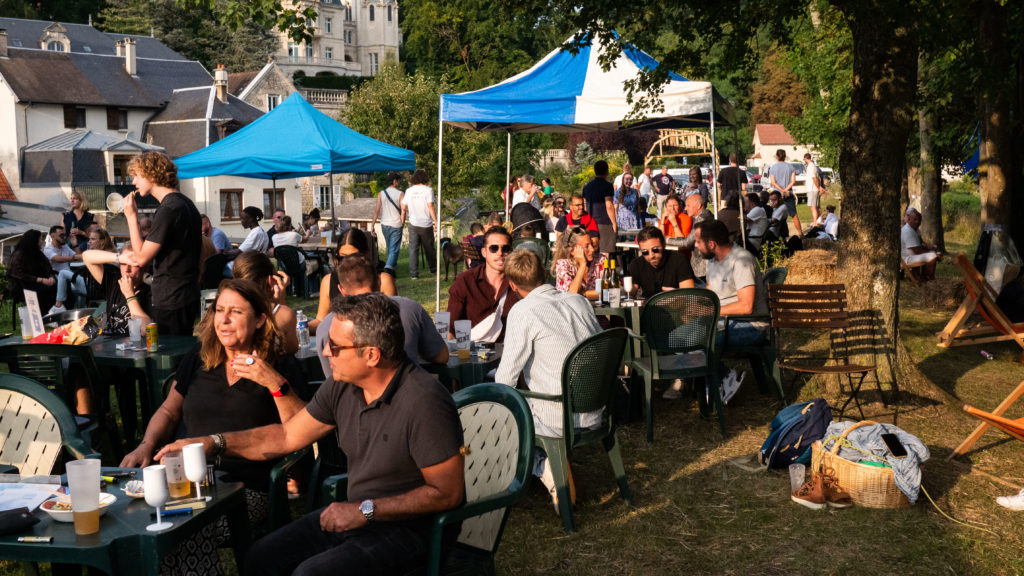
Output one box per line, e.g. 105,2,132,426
748,123,815,173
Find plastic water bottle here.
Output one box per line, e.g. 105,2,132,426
296,310,310,349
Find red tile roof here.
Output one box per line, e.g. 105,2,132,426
755,124,796,145
0,168,15,201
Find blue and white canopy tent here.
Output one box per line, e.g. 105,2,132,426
175,92,415,225
435,32,736,307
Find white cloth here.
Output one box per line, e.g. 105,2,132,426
238,226,270,253
272,230,302,248
746,206,768,239
823,212,839,238
804,161,819,193
469,288,508,344
402,184,435,228
495,284,602,437
379,186,403,228
43,243,75,273
637,173,652,197
511,188,528,207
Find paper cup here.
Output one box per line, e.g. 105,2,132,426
788,463,806,492
434,311,450,340
454,320,472,351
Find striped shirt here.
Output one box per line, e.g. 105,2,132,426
495,285,602,437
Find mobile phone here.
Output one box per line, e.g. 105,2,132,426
881,433,908,459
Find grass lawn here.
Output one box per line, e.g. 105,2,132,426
5,216,1024,575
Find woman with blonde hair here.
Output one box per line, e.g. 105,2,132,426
63,190,94,253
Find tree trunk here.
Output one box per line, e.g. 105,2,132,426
919,106,944,252
977,0,1012,230
833,1,926,397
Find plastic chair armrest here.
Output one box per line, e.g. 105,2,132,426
433,488,522,528
267,447,310,530
322,473,350,503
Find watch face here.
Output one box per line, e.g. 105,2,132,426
360,500,374,515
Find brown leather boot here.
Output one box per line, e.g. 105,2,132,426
820,466,854,508
791,471,826,510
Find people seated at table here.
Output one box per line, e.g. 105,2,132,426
88,227,115,252
233,251,299,354
158,292,465,576
82,245,152,336
901,207,941,281
717,190,744,245
554,194,598,240
123,151,202,336
496,249,602,511
225,206,271,262
636,196,658,228
63,190,94,254
314,255,448,379
309,228,398,334
744,192,769,251
626,226,695,299
545,195,566,233
266,208,286,247
660,194,692,239
767,190,790,241
614,172,642,232
675,194,714,282
694,219,771,402
447,226,521,343
553,224,604,296
804,204,840,241
44,225,84,314
7,229,58,318
300,208,322,243
201,213,231,253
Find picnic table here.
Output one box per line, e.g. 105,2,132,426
0,469,250,575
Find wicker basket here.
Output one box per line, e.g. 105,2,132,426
811,420,912,509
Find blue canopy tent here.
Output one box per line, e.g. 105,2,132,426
434,32,736,307
175,92,415,225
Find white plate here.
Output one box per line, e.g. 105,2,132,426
40,493,117,522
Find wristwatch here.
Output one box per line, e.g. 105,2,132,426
359,499,375,523
270,380,290,397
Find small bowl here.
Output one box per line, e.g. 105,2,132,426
123,480,145,499
40,493,117,522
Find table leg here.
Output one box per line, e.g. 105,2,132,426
226,490,253,571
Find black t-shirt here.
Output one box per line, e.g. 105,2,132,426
654,173,675,195
174,345,308,491
305,360,463,506
147,193,202,307
628,249,695,297
582,178,614,225
717,166,748,194
266,225,278,247
99,264,152,336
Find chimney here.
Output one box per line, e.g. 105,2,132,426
214,65,228,103
0,30,8,59
123,38,136,76
115,39,123,57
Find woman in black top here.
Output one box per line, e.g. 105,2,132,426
6,230,57,312
63,190,95,254
308,228,397,333
81,245,152,336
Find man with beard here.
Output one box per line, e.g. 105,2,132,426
625,226,695,299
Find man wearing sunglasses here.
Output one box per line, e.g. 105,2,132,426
162,293,466,576
554,193,598,241
626,226,695,299
447,226,521,343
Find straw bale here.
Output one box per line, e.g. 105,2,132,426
780,248,837,285
904,277,966,311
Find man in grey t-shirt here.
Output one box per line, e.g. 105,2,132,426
768,149,802,236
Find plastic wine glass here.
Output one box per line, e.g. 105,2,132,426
183,442,207,500
143,465,172,532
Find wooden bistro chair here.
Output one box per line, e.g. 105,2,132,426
767,284,878,420
630,289,723,442
321,383,534,574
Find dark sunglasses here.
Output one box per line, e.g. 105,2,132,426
640,247,663,256
326,339,367,357
486,244,512,254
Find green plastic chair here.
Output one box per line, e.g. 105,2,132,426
519,327,632,533
719,266,788,401
322,382,534,575
630,288,723,442
0,372,99,476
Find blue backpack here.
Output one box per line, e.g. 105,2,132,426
758,398,832,469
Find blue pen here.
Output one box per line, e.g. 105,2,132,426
152,508,193,518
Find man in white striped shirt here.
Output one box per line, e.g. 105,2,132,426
495,250,602,511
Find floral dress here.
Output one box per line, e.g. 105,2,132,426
555,258,604,292
614,187,641,231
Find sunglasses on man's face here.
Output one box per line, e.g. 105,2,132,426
486,244,512,255
326,338,367,357
640,247,663,257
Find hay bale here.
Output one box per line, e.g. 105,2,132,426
780,248,837,285
904,277,966,311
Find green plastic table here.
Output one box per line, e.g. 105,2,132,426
0,473,251,574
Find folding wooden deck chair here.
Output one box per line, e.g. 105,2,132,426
948,380,1024,459
936,254,1024,362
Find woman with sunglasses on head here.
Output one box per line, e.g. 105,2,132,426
552,225,604,296
308,228,396,333
233,251,299,354
447,226,521,343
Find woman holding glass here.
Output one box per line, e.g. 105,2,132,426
552,225,603,295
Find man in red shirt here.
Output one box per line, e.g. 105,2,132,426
554,194,598,243
447,226,522,343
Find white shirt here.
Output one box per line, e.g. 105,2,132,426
746,206,768,238
238,226,270,253
823,212,839,238
637,173,653,197
402,184,435,228
805,161,820,193
511,188,528,207
378,186,403,228
44,243,75,273
495,284,602,437
901,222,924,261
272,230,302,248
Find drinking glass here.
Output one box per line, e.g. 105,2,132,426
128,318,143,344
143,465,172,532
183,443,207,500
66,459,101,535
623,276,634,296
163,451,191,499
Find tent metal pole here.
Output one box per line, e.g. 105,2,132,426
709,112,718,218
328,171,336,230
436,118,444,311
505,131,512,218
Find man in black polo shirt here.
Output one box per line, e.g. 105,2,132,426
627,226,695,298
158,293,465,576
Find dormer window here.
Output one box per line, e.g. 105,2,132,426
41,22,71,52
46,41,66,52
